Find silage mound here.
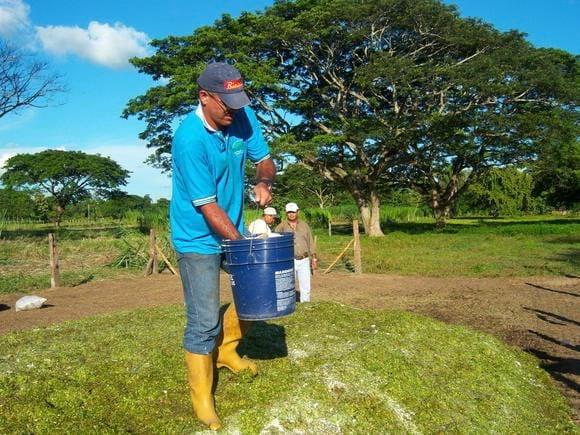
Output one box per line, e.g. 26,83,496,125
0,302,575,433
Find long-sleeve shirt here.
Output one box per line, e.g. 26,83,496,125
275,220,315,258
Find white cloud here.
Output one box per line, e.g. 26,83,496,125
0,2,150,67
0,0,30,38
0,151,17,174
36,21,150,69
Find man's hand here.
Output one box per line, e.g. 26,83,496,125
254,158,275,207
253,181,272,207
311,257,318,270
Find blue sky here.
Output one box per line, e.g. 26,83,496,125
1,0,578,201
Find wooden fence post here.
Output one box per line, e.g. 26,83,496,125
150,228,158,274
144,228,159,276
48,233,60,288
353,220,362,274
156,243,177,275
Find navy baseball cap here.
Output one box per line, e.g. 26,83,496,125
197,62,250,110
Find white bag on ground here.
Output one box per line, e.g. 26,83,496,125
15,295,47,312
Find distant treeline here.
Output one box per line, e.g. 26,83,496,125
0,190,168,222
1,165,576,224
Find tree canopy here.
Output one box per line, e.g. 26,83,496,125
0,188,35,219
124,0,579,233
530,116,579,209
1,150,130,225
274,163,351,210
457,167,538,217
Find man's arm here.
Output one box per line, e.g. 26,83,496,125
308,226,316,257
253,157,276,207
198,203,242,240
307,223,318,269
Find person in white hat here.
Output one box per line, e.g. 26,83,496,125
248,207,278,235
275,202,317,302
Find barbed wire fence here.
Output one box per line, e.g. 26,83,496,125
6,217,362,293
314,220,362,275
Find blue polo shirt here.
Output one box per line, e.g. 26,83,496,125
170,105,270,254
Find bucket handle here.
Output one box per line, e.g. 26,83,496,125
248,231,256,262
247,200,260,263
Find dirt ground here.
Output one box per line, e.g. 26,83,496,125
0,272,578,421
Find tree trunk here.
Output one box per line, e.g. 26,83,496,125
428,189,450,228
357,191,384,237
433,205,451,228
55,204,64,228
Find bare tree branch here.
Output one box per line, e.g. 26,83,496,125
0,41,65,119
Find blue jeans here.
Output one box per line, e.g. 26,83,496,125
177,252,224,354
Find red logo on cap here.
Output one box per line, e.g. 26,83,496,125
224,79,243,90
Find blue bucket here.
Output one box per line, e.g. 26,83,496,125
222,233,296,321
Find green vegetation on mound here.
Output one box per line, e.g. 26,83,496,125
0,302,575,433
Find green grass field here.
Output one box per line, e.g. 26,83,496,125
0,302,576,433
0,215,578,294
317,216,579,276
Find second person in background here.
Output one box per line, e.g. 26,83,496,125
248,207,277,236
275,202,317,302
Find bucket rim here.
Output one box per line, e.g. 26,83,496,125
221,232,293,247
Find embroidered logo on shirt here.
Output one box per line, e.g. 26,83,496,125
231,139,244,156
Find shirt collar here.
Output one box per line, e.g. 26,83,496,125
195,104,217,132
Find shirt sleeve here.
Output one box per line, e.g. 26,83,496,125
173,134,216,207
244,106,271,164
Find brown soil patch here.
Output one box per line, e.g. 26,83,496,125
0,272,578,421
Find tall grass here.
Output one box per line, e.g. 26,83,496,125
244,208,263,225
302,208,333,228
299,205,431,229
380,205,431,223
0,225,152,294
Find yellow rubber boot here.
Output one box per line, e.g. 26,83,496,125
215,304,258,375
184,352,222,431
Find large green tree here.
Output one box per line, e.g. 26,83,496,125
1,150,130,226
456,167,539,217
532,140,579,210
0,188,35,219
124,0,578,233
529,115,579,209
393,53,578,225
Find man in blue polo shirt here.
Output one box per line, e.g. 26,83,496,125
171,62,275,430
